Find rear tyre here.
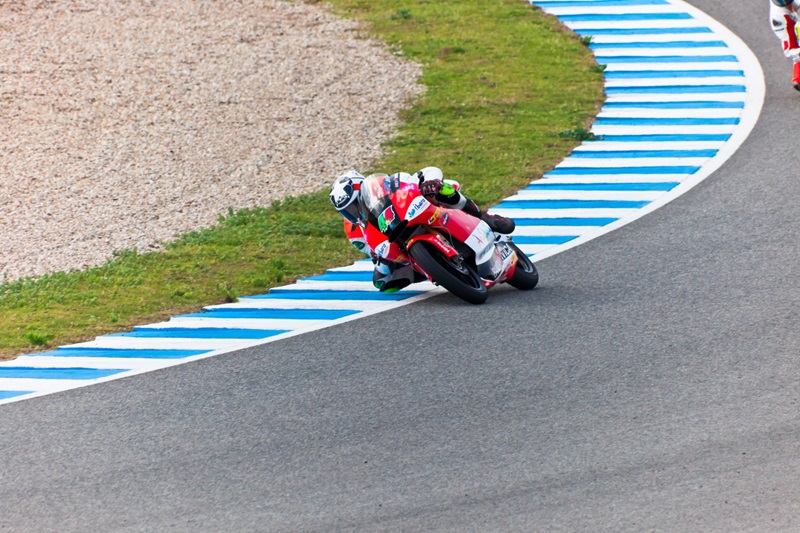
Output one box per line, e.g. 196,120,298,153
506,242,539,290
409,241,488,304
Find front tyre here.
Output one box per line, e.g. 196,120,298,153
506,242,539,290
409,241,488,304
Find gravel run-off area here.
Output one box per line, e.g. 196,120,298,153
0,0,423,282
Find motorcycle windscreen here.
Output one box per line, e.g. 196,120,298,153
360,173,401,231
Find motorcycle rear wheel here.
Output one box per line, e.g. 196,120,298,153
409,241,488,304
506,242,539,290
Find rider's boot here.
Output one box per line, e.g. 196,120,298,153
793,62,800,92
463,199,515,234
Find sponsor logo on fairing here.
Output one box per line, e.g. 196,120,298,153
375,240,390,258
378,206,396,232
470,227,487,246
406,196,430,220
500,242,513,261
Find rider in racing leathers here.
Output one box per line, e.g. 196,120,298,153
329,167,515,292
771,0,800,90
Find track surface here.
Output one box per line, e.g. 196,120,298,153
1,1,798,531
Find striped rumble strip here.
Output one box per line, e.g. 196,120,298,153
0,0,764,405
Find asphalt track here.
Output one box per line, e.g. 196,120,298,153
1,1,799,531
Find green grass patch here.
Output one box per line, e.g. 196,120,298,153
0,0,603,359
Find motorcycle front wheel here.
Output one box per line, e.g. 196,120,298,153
506,241,539,290
409,241,488,304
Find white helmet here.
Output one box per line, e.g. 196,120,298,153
329,170,365,224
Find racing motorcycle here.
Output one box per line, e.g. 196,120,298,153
358,173,538,304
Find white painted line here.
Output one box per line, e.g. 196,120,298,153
566,20,706,31
512,225,602,237
11,356,177,371
594,47,733,57
0,379,103,393
586,33,725,44
591,125,737,135
526,178,683,187
543,6,688,16
147,317,330,330
490,208,642,219
596,109,741,119
604,93,745,103
207,298,389,311
516,244,567,255
554,157,710,167
65,337,250,351
603,77,744,87
323,262,374,272
505,190,666,202
602,62,741,72
275,280,436,292
571,141,727,151
538,173,701,183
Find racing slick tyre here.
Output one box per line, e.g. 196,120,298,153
409,241,488,304
506,241,539,290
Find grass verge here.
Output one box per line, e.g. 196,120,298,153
0,0,603,359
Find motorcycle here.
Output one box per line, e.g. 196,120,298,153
357,172,538,304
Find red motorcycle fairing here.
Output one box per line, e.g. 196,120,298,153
360,174,508,271
362,222,408,264
431,207,515,284
356,172,538,301
362,212,460,265
425,206,481,245
406,231,459,258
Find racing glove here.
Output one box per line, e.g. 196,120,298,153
416,170,443,198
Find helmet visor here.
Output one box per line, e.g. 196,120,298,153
339,201,362,224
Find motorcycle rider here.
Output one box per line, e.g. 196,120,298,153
771,0,800,90
329,167,515,292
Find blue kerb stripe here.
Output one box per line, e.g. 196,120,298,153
0,367,127,380
604,70,743,79
596,117,740,126
0,391,33,400
534,0,670,7
512,235,577,245
596,55,738,63
250,290,424,301
595,133,731,142
513,217,618,226
305,271,373,282
574,27,712,36
570,149,717,158
496,199,649,209
560,13,693,21
591,41,727,49
32,348,210,359
606,85,746,94
109,328,289,339
603,101,744,109
181,308,357,320
524,182,679,191
547,166,699,175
